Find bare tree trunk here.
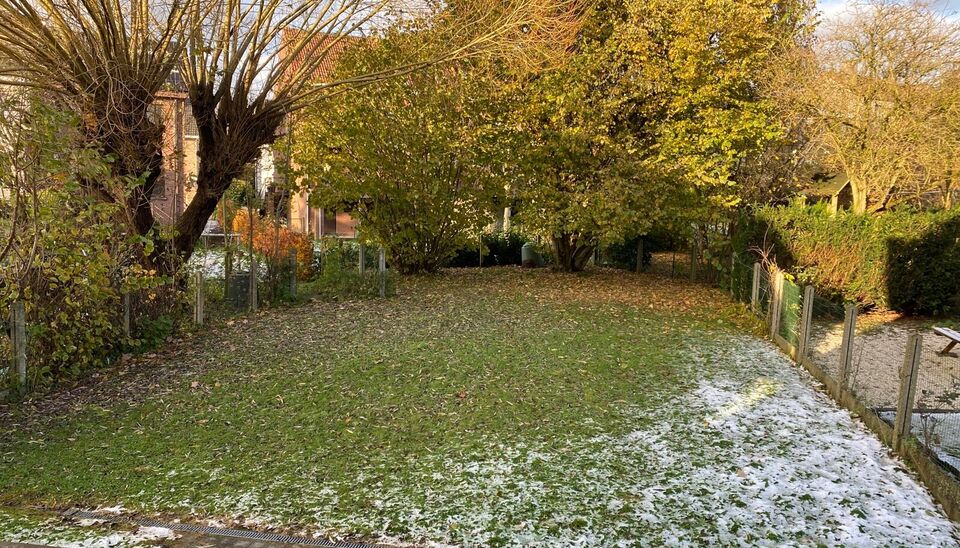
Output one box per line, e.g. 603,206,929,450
169,98,283,265
171,150,250,262
552,232,594,272
852,181,868,214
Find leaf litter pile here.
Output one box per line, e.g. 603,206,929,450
0,268,956,546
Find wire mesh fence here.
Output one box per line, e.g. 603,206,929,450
730,255,754,304
778,277,803,348
733,260,960,494
730,264,960,507
805,294,847,381
911,342,960,474
0,238,396,400
756,266,772,317
847,320,907,411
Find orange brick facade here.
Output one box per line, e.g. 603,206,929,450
150,89,198,226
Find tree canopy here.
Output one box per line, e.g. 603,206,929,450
770,0,960,212
512,0,812,270
294,28,512,273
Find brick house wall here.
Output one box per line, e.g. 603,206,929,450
150,88,199,227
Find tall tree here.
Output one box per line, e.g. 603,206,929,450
771,0,960,213
0,0,580,268
294,28,512,273
515,0,810,271
175,0,580,262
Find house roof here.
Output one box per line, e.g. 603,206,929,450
803,173,850,197
280,29,362,85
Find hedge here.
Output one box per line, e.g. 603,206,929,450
733,205,960,315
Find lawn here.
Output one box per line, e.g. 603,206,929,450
0,268,956,546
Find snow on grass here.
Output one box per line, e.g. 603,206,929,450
104,335,957,546
0,508,178,547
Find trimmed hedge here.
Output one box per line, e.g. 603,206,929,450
734,205,960,315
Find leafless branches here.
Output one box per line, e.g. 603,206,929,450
770,0,960,212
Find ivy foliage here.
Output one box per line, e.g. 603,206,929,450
736,205,960,315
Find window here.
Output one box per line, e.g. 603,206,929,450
322,209,337,235
184,110,199,139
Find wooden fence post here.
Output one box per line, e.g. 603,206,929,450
893,334,923,451
194,271,205,326
378,248,386,299
11,301,26,388
249,254,258,313
123,293,131,338
289,248,298,297
838,304,857,391
797,285,815,360
358,243,366,275
769,270,784,339
751,262,761,313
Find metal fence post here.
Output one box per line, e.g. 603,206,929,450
378,248,386,299
249,254,258,313
11,301,26,388
751,262,761,313
358,243,366,275
635,239,644,273
224,247,233,297
689,239,698,281
729,252,736,297
893,334,923,451
769,270,784,339
194,271,205,326
797,285,815,361
838,304,857,391
289,248,298,297
122,293,131,338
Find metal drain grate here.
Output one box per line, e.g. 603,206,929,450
64,509,374,547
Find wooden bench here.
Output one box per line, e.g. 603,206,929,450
934,326,960,355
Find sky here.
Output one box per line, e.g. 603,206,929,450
817,0,960,20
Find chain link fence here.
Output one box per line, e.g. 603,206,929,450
911,342,960,474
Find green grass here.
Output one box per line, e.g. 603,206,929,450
0,268,755,544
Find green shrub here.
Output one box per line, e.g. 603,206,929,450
735,205,960,314
311,239,396,299
887,215,960,315
0,102,171,387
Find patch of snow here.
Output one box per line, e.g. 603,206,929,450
133,526,177,541
0,513,179,548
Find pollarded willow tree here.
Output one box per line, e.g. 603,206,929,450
0,0,196,244
514,0,813,271
0,0,580,269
